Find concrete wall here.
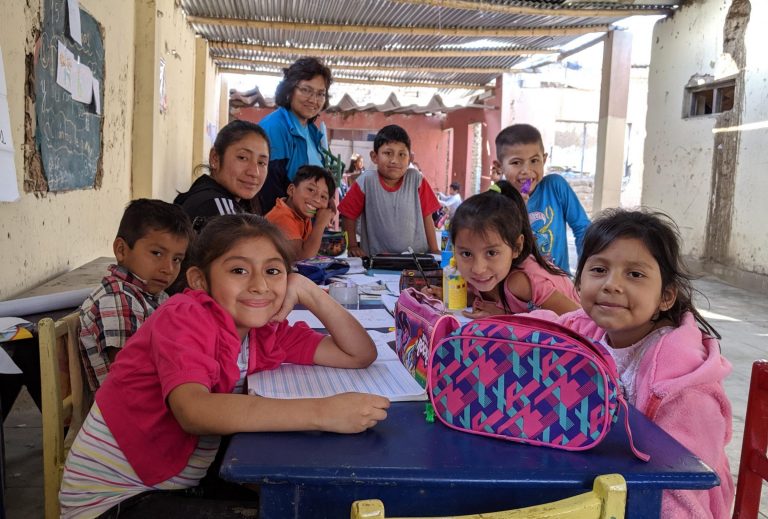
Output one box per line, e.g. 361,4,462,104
0,0,206,299
643,0,768,283
132,0,197,200
0,0,136,299
192,37,220,169
731,0,768,277
234,107,446,191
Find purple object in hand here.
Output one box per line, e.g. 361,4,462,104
521,179,532,195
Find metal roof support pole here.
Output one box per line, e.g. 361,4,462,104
593,29,632,215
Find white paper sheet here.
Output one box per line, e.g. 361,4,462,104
367,330,398,362
247,358,426,402
380,294,398,315
287,308,394,330
56,40,74,93
0,348,21,374
71,59,93,104
92,77,101,114
0,47,19,202
67,0,82,45
0,287,92,317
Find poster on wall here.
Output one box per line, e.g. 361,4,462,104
159,57,168,114
0,46,20,202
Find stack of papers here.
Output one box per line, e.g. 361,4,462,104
0,317,33,343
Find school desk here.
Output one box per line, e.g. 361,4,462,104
219,401,719,519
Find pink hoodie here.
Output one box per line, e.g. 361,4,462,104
531,309,734,518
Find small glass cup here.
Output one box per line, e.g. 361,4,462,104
329,282,359,310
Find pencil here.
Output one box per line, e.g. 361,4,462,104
407,246,431,288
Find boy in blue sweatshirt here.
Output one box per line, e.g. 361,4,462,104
494,124,590,273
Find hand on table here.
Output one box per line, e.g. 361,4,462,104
318,393,390,433
462,298,503,319
347,245,366,257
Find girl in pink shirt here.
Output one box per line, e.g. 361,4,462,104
60,214,389,518
536,208,733,518
429,181,579,317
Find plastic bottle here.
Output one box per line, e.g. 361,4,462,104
442,257,467,310
440,231,453,268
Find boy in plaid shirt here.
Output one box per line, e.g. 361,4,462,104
79,199,194,390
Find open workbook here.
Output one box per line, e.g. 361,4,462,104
247,330,427,402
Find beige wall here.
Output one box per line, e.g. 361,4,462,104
0,0,136,299
0,0,208,299
192,37,220,170
643,0,768,281
132,0,197,200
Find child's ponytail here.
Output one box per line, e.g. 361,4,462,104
495,181,569,279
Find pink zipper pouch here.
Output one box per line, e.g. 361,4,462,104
428,314,649,460
395,288,459,388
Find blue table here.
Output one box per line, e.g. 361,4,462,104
220,401,719,518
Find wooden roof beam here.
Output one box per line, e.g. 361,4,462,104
214,56,520,75
390,0,673,17
218,66,490,91
188,15,609,38
214,41,554,58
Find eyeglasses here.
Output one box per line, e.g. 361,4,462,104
295,85,327,101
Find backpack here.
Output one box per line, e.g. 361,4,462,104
427,314,649,461
394,288,459,388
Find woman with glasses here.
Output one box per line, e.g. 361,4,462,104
258,57,333,214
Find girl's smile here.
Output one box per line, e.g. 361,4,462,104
193,236,288,339
578,237,676,349
453,229,522,294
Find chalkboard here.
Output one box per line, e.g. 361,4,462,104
34,0,104,192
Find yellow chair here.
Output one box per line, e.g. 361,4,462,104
351,474,626,519
38,312,92,519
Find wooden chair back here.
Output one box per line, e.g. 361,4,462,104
350,473,626,519
38,312,92,519
733,359,768,519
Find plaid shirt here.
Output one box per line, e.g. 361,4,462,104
79,265,167,391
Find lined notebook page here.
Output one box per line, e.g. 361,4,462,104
247,360,426,402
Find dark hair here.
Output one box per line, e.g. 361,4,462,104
450,181,567,313
210,120,270,171
117,199,194,247
274,57,333,121
575,208,719,339
187,214,294,283
346,154,362,173
373,124,411,153
292,165,336,197
194,120,270,214
449,182,460,191
495,124,545,160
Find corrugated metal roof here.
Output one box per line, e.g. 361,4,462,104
181,0,675,90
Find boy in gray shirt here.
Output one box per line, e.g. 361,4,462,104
338,125,441,257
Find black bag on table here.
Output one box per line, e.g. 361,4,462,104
363,253,439,271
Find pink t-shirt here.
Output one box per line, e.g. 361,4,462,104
96,289,323,485
472,256,579,313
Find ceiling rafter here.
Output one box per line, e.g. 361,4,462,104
389,0,674,17
214,41,554,58
188,15,610,39
212,56,520,75
219,66,489,90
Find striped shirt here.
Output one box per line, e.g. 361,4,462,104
79,265,166,391
60,337,251,518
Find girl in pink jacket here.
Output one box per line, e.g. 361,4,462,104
542,208,733,518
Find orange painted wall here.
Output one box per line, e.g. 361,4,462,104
234,107,448,192
234,102,502,197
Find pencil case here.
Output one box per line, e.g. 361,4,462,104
364,253,439,271
395,288,459,388
427,315,650,461
399,269,443,292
